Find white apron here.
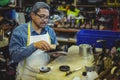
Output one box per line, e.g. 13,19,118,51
16,23,51,80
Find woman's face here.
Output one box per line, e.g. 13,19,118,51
31,8,49,29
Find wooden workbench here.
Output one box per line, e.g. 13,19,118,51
0,37,8,48
36,45,94,80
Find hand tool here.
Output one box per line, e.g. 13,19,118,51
65,67,82,76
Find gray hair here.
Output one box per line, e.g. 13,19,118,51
31,2,50,14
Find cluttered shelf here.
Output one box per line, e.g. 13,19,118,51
76,4,120,7
53,28,80,33
76,5,96,7
57,38,76,44
0,6,21,10
53,28,79,45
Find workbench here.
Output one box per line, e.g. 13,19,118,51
35,45,95,80
0,37,8,48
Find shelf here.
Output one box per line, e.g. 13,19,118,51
53,28,80,33
0,6,21,10
80,11,96,13
76,4,120,8
100,5,120,8
57,39,76,44
76,5,96,7
25,4,33,7
54,28,78,44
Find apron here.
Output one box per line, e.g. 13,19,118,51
16,23,51,80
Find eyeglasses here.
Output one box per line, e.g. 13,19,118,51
35,13,49,20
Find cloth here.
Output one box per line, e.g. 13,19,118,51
67,8,80,17
9,21,58,63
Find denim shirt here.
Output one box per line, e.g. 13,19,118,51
9,22,58,63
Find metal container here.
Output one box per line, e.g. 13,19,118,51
79,44,92,57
